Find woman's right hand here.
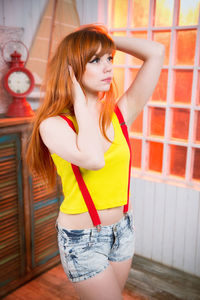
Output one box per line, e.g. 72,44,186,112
39,66,105,171
68,65,86,105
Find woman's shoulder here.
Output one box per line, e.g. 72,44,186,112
39,112,77,137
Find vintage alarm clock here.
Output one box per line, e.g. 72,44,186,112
2,40,35,117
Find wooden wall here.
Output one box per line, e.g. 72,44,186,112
131,177,200,277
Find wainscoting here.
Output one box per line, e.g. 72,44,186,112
131,177,200,277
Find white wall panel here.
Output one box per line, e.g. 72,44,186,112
162,184,177,266
0,0,47,49
183,189,199,274
131,177,145,255
172,187,188,270
196,207,200,276
76,0,98,25
3,0,24,27
131,177,200,277
142,180,155,259
152,182,166,262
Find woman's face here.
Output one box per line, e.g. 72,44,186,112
81,49,114,96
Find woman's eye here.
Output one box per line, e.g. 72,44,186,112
89,57,100,64
108,56,114,62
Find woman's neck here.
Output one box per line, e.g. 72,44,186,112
85,93,102,115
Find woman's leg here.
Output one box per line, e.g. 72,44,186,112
110,257,133,291
72,264,123,300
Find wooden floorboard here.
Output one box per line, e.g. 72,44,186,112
3,264,146,300
3,255,200,300
126,256,200,300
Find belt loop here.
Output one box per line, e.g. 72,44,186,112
89,229,93,246
96,224,101,232
124,212,128,218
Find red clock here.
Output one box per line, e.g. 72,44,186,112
4,66,34,97
2,41,35,117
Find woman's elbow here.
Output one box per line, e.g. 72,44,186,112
80,152,105,170
89,157,105,170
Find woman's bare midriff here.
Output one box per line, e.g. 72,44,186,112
56,203,132,230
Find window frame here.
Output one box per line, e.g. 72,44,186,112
98,0,200,190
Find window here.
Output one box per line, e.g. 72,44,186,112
99,0,200,189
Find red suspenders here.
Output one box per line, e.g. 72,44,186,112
59,105,132,230
114,106,132,214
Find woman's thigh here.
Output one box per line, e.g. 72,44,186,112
110,257,132,291
72,264,123,300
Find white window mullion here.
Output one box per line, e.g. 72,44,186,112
185,11,200,184
141,0,155,173
162,0,180,179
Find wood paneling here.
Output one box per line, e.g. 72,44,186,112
131,177,200,277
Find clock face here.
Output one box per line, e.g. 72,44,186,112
8,71,31,94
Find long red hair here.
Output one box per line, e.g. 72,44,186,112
26,24,117,187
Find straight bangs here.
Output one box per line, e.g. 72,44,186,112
80,30,116,66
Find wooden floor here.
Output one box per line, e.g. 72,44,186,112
3,255,200,300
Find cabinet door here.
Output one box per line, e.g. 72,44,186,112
0,133,26,294
29,175,61,268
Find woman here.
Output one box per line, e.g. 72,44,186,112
27,24,164,300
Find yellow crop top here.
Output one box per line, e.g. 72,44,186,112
51,111,130,214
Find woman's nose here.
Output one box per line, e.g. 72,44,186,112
103,61,112,72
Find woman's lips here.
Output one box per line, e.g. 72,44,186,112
101,77,112,83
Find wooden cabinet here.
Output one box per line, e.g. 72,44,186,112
0,118,62,298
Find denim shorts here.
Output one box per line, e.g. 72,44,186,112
55,211,135,283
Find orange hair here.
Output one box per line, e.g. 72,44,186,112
26,24,117,188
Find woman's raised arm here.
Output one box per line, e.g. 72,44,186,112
112,35,165,127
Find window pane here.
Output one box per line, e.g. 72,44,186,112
149,107,165,137
148,141,163,172
131,111,143,134
152,69,168,102
171,108,190,141
193,148,200,181
131,0,149,28
153,31,171,65
179,0,200,26
113,32,126,65
130,32,148,65
176,30,197,65
173,70,193,104
197,71,200,105
130,138,142,168
129,68,139,86
195,111,200,143
113,68,125,97
154,0,174,27
110,0,128,28
170,145,187,177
